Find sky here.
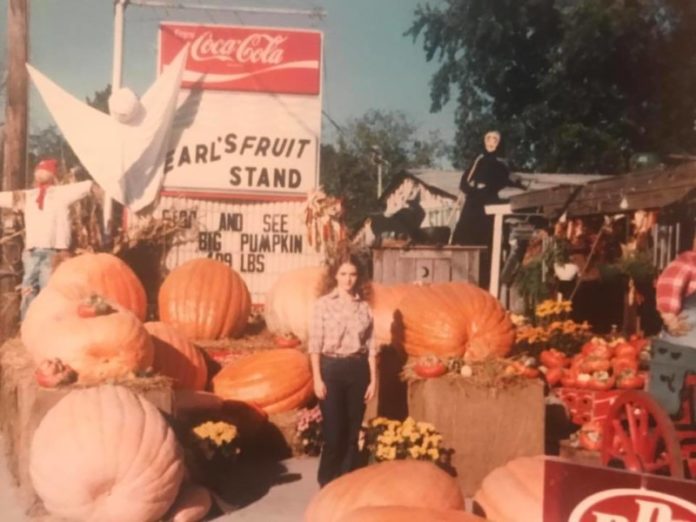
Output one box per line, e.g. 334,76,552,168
1,0,457,154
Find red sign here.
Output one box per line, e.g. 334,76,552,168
544,459,696,522
159,23,322,94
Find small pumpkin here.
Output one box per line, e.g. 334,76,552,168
34,358,77,388
305,460,464,522
212,349,313,414
159,258,251,340
30,385,185,522
46,252,147,320
22,288,154,384
338,506,485,522
412,356,448,379
167,482,212,522
145,321,208,390
265,266,326,343
397,282,514,360
473,456,544,522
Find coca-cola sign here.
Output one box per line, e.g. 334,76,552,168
160,23,322,94
569,489,696,522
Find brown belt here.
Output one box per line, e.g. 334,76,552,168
321,351,367,359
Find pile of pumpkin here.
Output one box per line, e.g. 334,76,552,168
539,335,648,390
20,253,315,522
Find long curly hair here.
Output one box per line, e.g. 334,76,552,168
319,245,371,299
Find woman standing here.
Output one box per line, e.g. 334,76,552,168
308,253,378,487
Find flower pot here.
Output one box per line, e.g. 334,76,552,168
554,262,578,281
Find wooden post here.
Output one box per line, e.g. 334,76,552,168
0,0,28,342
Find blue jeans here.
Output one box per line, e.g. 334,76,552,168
20,248,56,319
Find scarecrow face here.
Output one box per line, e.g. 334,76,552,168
484,132,500,153
34,168,55,185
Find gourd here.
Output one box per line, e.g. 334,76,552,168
473,456,544,522
265,266,326,343
305,460,464,522
168,482,212,522
145,321,207,390
212,349,313,414
398,282,514,360
338,506,485,522
47,252,147,320
22,289,153,384
158,258,251,340
29,385,185,522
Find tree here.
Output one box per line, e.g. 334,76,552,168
320,109,449,230
408,0,696,173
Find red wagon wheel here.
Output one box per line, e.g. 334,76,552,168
601,390,684,479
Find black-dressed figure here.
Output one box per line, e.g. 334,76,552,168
451,130,517,288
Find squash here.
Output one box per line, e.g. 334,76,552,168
473,456,544,522
168,482,212,522
158,258,251,340
305,460,464,522
46,252,147,320
338,506,485,522
21,288,153,384
212,349,313,414
145,321,208,390
30,385,185,522
368,283,412,347
265,266,326,343
397,282,514,360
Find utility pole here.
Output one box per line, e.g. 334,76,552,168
0,0,28,341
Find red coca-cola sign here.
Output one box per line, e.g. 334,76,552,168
159,23,322,94
569,489,696,521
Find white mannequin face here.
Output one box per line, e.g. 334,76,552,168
484,132,501,153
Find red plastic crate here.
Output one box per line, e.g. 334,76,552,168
554,387,624,425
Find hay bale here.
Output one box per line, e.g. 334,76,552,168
407,376,544,496
0,337,174,516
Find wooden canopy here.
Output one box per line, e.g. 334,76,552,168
509,161,696,218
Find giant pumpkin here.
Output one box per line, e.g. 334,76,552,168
397,282,514,360
368,282,412,347
304,460,464,522
30,385,185,522
47,252,147,320
158,258,251,340
264,266,327,343
338,506,485,522
21,288,153,384
212,349,313,414
473,456,544,522
145,321,207,390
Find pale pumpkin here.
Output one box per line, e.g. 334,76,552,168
30,385,185,522
158,258,251,340
368,282,412,347
264,265,326,343
168,482,212,522
338,506,486,522
397,282,514,360
305,460,465,522
47,252,147,320
145,321,207,390
212,349,313,414
21,288,153,384
473,456,544,522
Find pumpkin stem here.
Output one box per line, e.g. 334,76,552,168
77,294,116,317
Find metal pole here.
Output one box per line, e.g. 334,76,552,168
129,0,326,18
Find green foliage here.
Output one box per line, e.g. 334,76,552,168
320,109,449,231
408,0,696,173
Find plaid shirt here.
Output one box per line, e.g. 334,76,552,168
308,289,376,356
656,251,696,314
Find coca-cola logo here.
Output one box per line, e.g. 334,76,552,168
190,31,287,65
569,488,696,522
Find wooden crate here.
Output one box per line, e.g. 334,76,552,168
408,377,544,496
372,245,484,285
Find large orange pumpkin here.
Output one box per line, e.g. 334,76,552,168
158,258,251,340
30,385,185,522
304,460,464,522
264,265,326,343
397,282,514,360
473,456,544,522
47,252,147,320
338,506,485,522
368,282,412,347
212,349,312,414
145,321,207,390
21,288,153,384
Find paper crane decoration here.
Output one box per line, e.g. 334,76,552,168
26,45,189,212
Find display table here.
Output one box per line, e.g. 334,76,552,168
408,376,544,496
